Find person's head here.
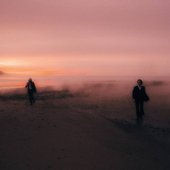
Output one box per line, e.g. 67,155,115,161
28,78,32,82
137,79,143,86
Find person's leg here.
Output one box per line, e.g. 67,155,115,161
139,101,144,116
32,93,35,104
138,101,144,122
28,92,33,105
135,101,140,120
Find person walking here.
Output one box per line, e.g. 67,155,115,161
132,79,149,123
25,78,37,105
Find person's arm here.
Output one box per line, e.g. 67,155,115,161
33,83,37,93
143,86,146,94
34,84,37,93
132,87,136,99
143,86,150,101
25,82,28,88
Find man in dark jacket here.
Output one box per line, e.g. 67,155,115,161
132,79,149,122
25,78,37,105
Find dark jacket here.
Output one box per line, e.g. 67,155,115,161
132,86,149,102
25,81,37,93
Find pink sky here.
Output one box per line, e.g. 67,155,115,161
0,0,170,78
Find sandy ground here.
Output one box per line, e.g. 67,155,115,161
0,87,170,170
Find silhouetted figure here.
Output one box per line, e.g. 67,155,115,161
25,78,37,105
132,79,149,123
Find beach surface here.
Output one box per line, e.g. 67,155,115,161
0,83,170,170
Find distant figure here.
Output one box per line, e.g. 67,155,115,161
25,78,37,105
132,79,149,123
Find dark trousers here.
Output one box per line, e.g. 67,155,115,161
135,100,144,120
28,91,35,105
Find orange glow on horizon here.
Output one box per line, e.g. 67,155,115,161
1,53,170,78
0,61,88,77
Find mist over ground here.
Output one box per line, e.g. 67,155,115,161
0,78,170,128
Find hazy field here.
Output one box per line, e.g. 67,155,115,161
0,80,170,169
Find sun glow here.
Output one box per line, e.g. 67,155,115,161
0,60,22,67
